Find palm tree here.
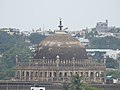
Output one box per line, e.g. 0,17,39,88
63,74,102,90
69,74,84,90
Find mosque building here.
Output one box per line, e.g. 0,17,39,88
15,19,106,84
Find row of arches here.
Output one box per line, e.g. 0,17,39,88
16,70,105,82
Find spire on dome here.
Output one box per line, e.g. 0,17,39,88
58,18,63,30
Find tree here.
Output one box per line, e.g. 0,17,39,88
63,74,102,90
106,70,120,78
85,28,98,39
29,33,46,44
106,57,119,68
69,75,84,90
89,36,120,49
0,31,31,79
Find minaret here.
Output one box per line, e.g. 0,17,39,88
58,18,63,30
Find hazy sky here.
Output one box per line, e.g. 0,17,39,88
0,0,120,31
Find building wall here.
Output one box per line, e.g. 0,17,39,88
15,58,106,84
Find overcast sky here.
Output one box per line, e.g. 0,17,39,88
0,0,120,31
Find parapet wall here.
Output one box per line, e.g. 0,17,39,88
0,81,119,90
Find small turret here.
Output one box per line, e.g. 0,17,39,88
106,19,108,28
16,55,18,64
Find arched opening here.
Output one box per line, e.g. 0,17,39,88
22,71,24,76
49,72,52,77
90,72,94,79
59,72,62,77
85,72,88,77
75,72,78,75
54,72,56,77
45,72,47,77
35,72,38,77
31,72,33,80
16,71,20,79
81,72,83,76
96,72,99,77
40,72,42,77
64,72,67,77
70,72,73,76
22,71,24,79
26,72,29,80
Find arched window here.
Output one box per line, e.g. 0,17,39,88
45,72,47,77
85,72,88,77
96,72,99,77
90,72,94,79
75,72,78,75
54,72,56,77
70,72,72,76
31,72,33,79
26,72,29,80
50,72,52,77
64,72,67,77
40,72,42,77
81,72,83,76
59,72,62,77
26,72,29,76
22,71,24,76
35,72,38,77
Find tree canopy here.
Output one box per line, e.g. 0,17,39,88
0,31,31,79
63,74,102,90
29,33,46,44
88,36,120,49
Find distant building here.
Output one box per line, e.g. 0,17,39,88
21,31,31,36
77,37,89,46
31,28,55,36
0,28,20,35
86,49,120,60
96,20,108,32
98,32,115,37
106,49,120,59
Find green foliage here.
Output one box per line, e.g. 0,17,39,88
68,75,83,90
29,33,46,44
0,31,13,52
89,36,120,49
2,45,31,68
109,28,120,33
85,28,98,39
0,31,31,79
106,70,120,78
0,66,15,80
106,57,119,68
63,74,102,90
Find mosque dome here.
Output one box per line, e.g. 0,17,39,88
33,31,88,60
33,19,88,60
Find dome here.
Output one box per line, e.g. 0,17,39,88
33,31,88,60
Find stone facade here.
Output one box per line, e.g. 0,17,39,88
15,20,106,84
15,57,105,84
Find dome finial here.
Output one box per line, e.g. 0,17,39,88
58,18,63,30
